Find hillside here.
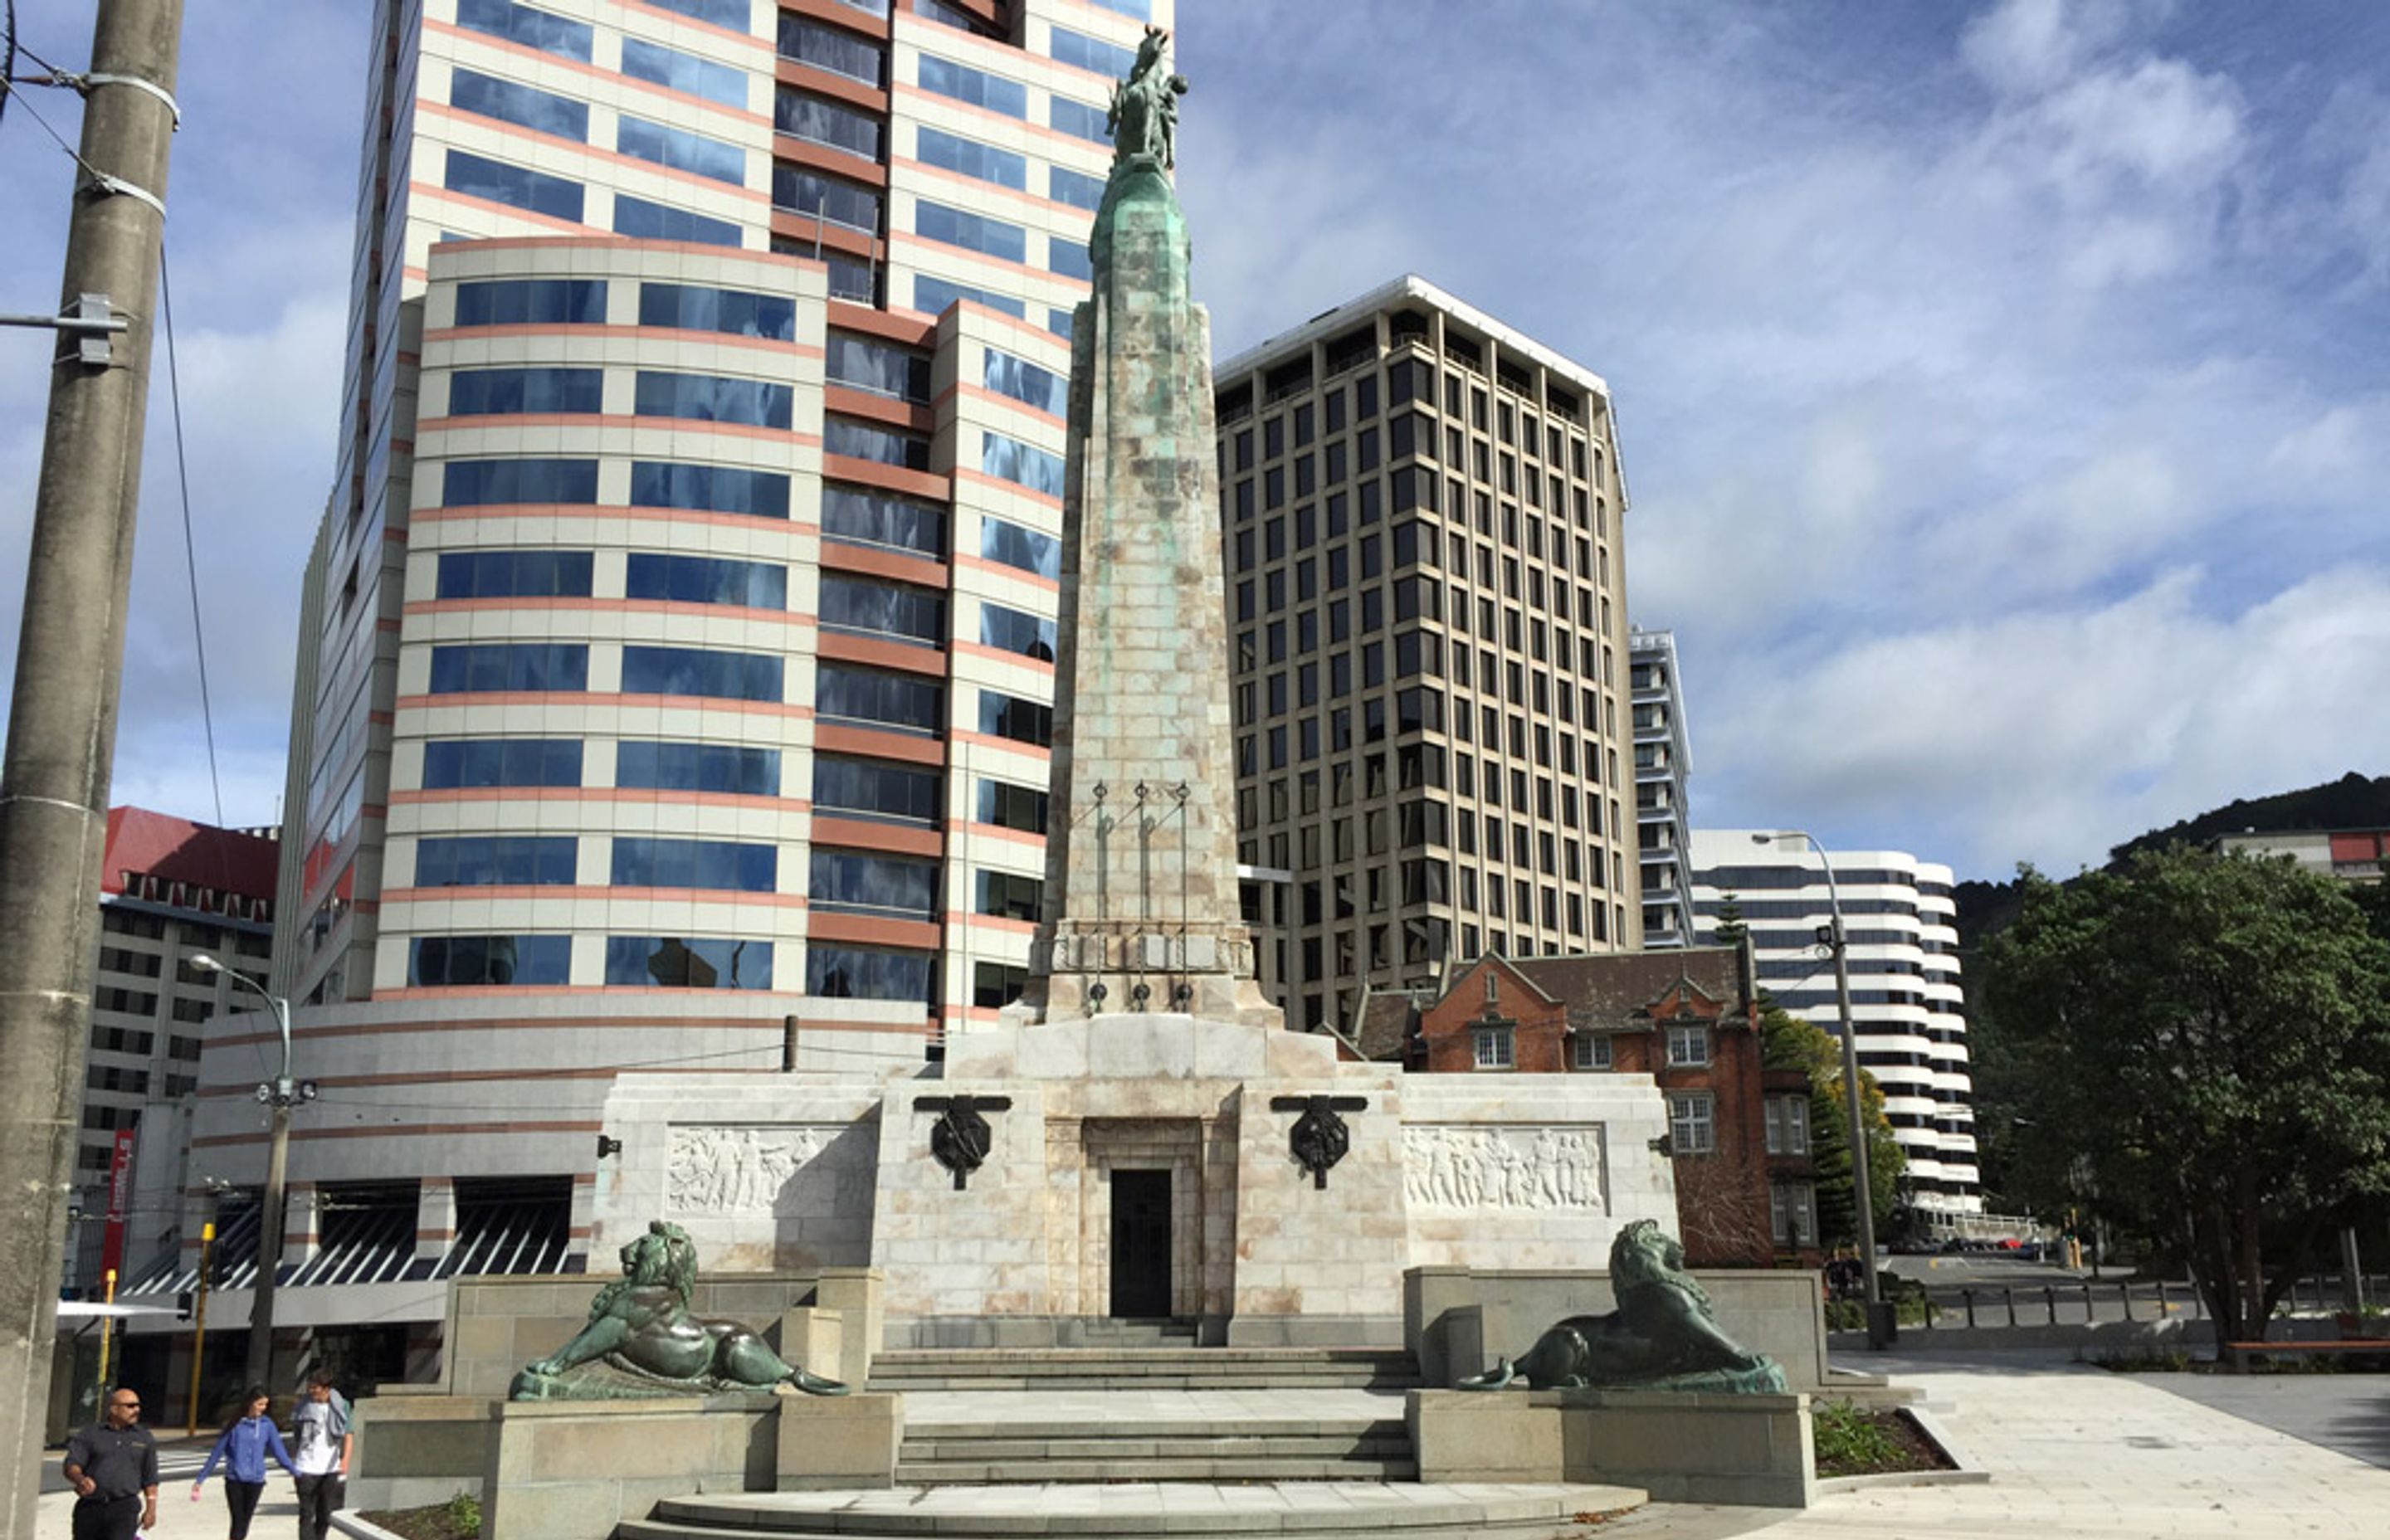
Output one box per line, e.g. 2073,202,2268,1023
1953,770,2389,953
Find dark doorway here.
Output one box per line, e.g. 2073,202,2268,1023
1109,1169,1172,1318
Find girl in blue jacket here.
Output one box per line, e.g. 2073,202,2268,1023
191,1387,300,1540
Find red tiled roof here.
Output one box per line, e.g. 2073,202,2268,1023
102,806,279,902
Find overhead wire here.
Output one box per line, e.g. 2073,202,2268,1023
159,246,230,829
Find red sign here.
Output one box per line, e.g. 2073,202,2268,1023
99,1128,136,1285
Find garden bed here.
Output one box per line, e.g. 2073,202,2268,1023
357,1497,480,1540
1812,1403,1955,1478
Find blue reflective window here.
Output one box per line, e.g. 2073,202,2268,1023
1050,96,1110,144
1046,308,1075,342
978,689,1053,747
434,549,594,598
421,738,583,789
980,601,1056,660
813,757,942,821
819,573,944,646
605,936,773,989
774,87,883,157
983,348,1067,416
618,116,746,185
826,334,930,401
455,0,592,61
638,283,796,340
917,55,1027,119
1047,164,1105,212
451,69,588,140
614,741,779,794
777,14,884,83
981,431,1066,498
634,371,793,428
427,643,589,693
915,200,1026,262
613,196,742,246
1085,0,1149,18
414,835,578,887
770,165,881,231
452,279,606,327
815,663,944,733
915,126,1025,191
825,417,931,470
1047,237,1091,281
629,461,789,519
643,0,751,32
620,645,783,701
619,38,748,107
913,274,1024,319
408,934,573,987
625,553,787,609
806,944,932,1001
445,368,602,416
976,777,1048,833
808,850,938,916
611,836,777,892
980,516,1059,579
975,869,1042,921
441,458,599,507
1048,27,1134,80
822,485,944,555
445,151,584,222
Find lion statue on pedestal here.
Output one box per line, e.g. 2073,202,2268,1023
510,1220,846,1400
1457,1220,1787,1393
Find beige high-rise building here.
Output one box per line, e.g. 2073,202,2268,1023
1213,277,1640,1035
125,0,1179,1386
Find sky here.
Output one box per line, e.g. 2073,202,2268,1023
0,0,2385,881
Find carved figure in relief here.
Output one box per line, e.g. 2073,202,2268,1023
1402,1126,1604,1212
1456,1221,1786,1395
666,1126,830,1213
510,1221,846,1400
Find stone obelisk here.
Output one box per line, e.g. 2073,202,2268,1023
1012,29,1280,1031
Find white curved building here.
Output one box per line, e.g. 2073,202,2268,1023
1688,829,1980,1215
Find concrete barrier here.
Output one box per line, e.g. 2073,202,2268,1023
1405,1265,1830,1390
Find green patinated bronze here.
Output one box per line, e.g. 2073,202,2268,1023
1456,1221,1789,1395
508,1221,846,1401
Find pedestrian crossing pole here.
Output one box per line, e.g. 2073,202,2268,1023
185,1221,215,1435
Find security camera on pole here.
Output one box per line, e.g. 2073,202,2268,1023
1752,831,1895,1349
193,955,315,1389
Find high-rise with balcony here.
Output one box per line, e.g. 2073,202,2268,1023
1629,628,1692,947
154,0,1175,1380
1214,276,1640,1036
1688,830,1982,1215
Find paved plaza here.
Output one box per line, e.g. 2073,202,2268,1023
36,1352,2390,1538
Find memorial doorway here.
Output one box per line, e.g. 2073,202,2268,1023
1109,1168,1172,1318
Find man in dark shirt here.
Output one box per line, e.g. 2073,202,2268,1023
61,1387,159,1540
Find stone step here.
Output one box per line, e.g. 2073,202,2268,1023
626,1482,1649,1540
904,1431,1412,1461
870,1373,1424,1391
866,1348,1423,1392
894,1457,1423,1484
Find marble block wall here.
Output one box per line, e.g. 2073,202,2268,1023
1400,1075,1678,1270
594,1074,890,1273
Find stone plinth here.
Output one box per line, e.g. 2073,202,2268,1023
1407,1387,1817,1508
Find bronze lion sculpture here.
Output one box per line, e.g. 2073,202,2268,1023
510,1220,846,1399
1457,1220,1786,1393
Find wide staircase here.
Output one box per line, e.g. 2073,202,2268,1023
872,1340,1423,1484
615,1341,1649,1540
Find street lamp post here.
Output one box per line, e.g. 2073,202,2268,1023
1753,831,1892,1348
191,956,314,1391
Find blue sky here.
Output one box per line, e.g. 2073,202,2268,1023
1,0,2384,879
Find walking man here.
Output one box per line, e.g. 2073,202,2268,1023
61,1387,159,1540
289,1374,351,1540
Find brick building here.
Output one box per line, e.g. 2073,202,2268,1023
1347,945,1818,1268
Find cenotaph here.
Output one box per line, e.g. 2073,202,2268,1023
591,30,1680,1348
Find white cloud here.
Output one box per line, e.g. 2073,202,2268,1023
1697,563,2390,873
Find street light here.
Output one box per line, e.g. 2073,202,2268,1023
190,954,315,1391
1752,831,1893,1348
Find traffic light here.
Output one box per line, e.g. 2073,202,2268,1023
177,1290,195,1321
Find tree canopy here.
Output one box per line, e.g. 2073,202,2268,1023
1977,846,2390,1341
1761,1004,1905,1247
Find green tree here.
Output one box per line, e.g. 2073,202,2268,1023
1978,847,2390,1343
1761,1005,1905,1246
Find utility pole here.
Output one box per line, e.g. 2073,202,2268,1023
193,956,310,1391
0,4,185,1537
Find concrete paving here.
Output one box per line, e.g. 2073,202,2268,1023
33,1435,315,1540
41,1357,2390,1539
